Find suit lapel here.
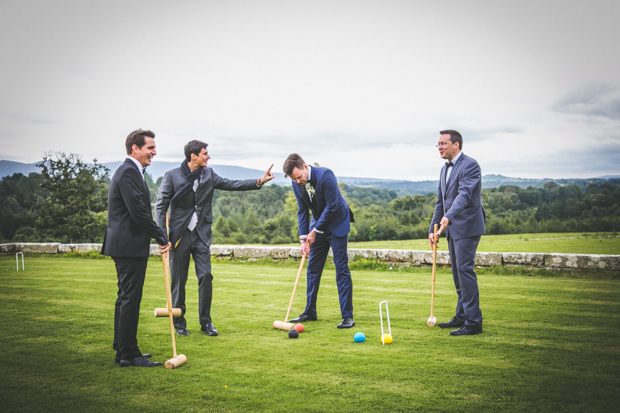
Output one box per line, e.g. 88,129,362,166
447,155,465,189
441,166,447,199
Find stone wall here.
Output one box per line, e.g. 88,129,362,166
1,242,619,271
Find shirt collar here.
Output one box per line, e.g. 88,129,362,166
307,165,313,183
449,151,463,166
127,157,145,180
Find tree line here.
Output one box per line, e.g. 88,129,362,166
1,153,619,244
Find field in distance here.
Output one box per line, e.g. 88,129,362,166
346,232,620,255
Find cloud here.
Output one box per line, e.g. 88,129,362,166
552,83,620,121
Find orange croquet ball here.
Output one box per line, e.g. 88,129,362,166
294,324,304,333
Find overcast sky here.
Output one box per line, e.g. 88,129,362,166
1,0,619,180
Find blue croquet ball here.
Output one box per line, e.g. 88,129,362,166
288,329,299,339
354,332,365,343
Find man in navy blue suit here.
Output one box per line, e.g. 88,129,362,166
283,154,355,329
430,130,486,336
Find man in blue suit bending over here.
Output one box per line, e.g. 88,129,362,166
283,154,355,329
430,130,486,336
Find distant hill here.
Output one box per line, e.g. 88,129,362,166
0,160,40,178
1,159,618,195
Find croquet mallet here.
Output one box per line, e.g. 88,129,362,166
273,254,307,330
427,223,438,327
161,213,187,369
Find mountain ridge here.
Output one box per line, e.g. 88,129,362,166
1,159,618,196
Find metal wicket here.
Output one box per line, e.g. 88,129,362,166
16,252,24,271
379,300,391,345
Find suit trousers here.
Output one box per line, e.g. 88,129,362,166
304,232,354,319
113,256,149,360
447,234,483,327
169,229,213,329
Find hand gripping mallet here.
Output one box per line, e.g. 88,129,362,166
273,254,307,330
427,224,438,327
161,213,187,369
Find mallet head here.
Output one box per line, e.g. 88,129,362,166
165,354,187,369
427,316,437,327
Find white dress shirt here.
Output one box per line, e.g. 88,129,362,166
446,151,463,183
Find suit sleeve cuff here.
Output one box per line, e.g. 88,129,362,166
156,236,169,246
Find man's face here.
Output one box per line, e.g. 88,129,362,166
191,147,210,168
437,133,459,161
133,137,157,167
289,165,309,185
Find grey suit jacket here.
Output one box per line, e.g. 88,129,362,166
155,166,259,248
429,153,486,241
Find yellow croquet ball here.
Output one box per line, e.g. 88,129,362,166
381,334,393,344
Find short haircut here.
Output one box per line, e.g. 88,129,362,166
440,129,463,150
184,140,208,162
283,153,306,178
125,129,155,155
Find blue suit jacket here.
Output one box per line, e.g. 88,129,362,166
430,153,486,240
292,167,352,238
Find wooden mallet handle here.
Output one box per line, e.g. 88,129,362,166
431,224,438,317
284,255,306,322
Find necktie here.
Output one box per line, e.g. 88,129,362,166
188,179,199,231
445,162,454,167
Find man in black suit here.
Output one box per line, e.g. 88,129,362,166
102,129,171,367
155,140,274,337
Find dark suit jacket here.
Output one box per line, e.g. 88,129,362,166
430,153,486,241
292,167,352,238
101,159,168,257
155,166,259,248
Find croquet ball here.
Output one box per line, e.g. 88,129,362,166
354,332,365,343
294,323,304,333
381,334,393,344
288,329,299,339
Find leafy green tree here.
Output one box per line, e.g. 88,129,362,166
0,173,48,242
35,153,109,243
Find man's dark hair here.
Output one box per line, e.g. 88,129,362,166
125,129,155,155
184,140,208,162
440,130,463,150
283,153,306,178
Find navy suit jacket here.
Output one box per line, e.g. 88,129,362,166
292,167,352,238
430,153,486,240
102,159,168,257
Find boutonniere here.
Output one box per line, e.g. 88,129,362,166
305,182,315,197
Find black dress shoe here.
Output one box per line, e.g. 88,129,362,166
115,353,151,364
337,317,355,329
201,323,218,336
176,327,190,336
119,355,162,367
439,317,465,329
450,325,483,336
289,314,318,323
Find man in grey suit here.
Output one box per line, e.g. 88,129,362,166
430,130,486,336
155,140,274,337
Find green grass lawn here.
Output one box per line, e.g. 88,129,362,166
1,255,619,412
348,232,620,255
